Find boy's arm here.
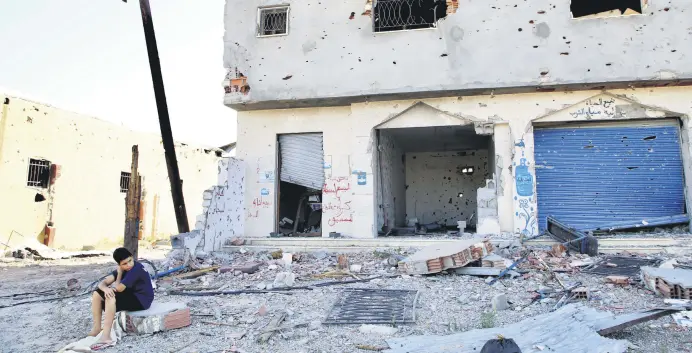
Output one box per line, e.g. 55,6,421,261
113,268,126,292
97,275,116,291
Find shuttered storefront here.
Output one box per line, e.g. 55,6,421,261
279,133,325,190
534,120,686,231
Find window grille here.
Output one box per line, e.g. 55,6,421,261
258,6,289,37
374,0,441,33
120,172,131,193
27,158,51,188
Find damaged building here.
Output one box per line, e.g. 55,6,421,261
213,0,692,242
0,95,222,250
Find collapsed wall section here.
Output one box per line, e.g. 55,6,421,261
194,157,245,252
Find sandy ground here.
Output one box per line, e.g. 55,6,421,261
0,246,691,353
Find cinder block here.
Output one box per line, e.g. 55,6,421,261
125,302,191,335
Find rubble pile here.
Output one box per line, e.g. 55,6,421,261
1,238,691,352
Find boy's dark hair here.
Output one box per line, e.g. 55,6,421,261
113,247,133,263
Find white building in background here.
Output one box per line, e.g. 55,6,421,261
0,94,222,250
208,0,692,244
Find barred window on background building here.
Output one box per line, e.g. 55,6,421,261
120,172,131,193
27,158,51,188
258,6,289,37
373,0,447,33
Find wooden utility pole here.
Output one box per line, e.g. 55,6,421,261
124,145,142,259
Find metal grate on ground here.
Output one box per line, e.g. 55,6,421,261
582,256,661,278
324,288,419,325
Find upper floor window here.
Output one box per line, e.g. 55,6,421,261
257,6,289,37
374,0,447,33
27,158,51,188
571,0,643,19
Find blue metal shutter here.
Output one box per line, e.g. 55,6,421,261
534,120,686,231
279,133,325,189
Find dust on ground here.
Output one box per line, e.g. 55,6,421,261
0,245,690,353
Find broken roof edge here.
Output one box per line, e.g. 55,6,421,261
225,78,692,111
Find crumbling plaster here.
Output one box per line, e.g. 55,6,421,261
224,0,691,109
236,86,692,238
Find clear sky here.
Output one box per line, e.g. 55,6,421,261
0,0,236,148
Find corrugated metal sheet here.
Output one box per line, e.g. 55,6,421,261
279,133,325,189
534,120,686,231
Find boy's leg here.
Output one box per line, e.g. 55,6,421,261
99,295,117,343
88,291,104,337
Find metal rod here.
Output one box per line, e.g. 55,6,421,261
133,0,189,233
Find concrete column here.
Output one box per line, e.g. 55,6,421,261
493,122,514,233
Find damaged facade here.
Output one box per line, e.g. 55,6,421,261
217,0,692,242
0,95,221,250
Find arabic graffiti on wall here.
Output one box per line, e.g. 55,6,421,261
322,176,354,227
248,194,272,219
513,138,537,237
569,97,618,120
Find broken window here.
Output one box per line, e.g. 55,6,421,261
570,0,643,18
373,0,447,33
27,158,51,188
120,172,131,193
257,6,289,37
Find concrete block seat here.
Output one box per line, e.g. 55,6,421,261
124,302,191,334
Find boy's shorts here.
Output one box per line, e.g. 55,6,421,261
94,288,144,312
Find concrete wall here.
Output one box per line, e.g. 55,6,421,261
0,95,221,250
377,133,406,229
405,150,489,227
236,86,692,238
223,0,692,108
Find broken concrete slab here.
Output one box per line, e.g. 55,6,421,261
641,266,692,299
399,238,493,275
383,304,631,353
124,302,191,334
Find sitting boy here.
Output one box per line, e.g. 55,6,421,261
88,247,154,349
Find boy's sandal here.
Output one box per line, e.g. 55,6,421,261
90,341,116,351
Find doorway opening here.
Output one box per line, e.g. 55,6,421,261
276,133,324,237
376,124,493,236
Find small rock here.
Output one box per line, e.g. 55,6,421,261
309,320,322,330
515,306,523,311
492,294,509,311
540,298,555,304
257,283,267,290
274,272,296,287
358,325,399,335
257,305,268,316
283,253,293,266
349,264,363,273
239,248,248,254
234,270,242,276
268,264,278,270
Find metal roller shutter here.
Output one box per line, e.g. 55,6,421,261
279,133,325,190
534,120,686,231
